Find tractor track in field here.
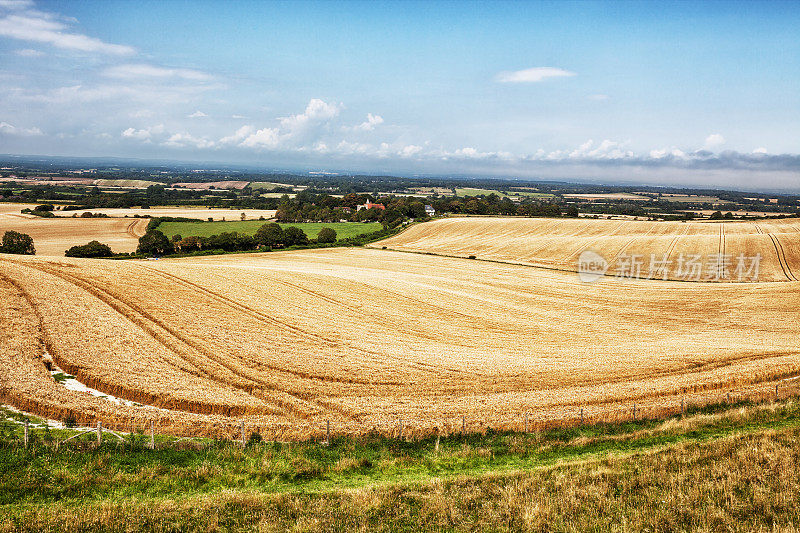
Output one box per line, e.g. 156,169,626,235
755,224,797,281
769,233,798,281
560,220,629,266
665,223,689,261
125,219,146,239
606,222,659,268
140,265,457,381
0,267,287,418
2,259,330,418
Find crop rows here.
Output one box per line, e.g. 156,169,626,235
377,217,800,282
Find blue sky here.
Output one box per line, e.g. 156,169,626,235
1,0,798,190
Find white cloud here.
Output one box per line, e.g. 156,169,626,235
239,127,279,148
0,120,42,136
279,98,342,133
495,67,576,83
162,132,214,149
187,110,207,118
704,133,726,148
649,147,686,159
0,1,35,9
399,145,423,157
567,139,633,160
0,10,134,55
219,125,254,145
753,147,768,154
14,47,42,57
588,94,610,101
120,124,164,142
231,114,247,119
103,63,211,81
348,113,384,131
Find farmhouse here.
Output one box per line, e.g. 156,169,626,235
424,205,435,217
357,202,385,211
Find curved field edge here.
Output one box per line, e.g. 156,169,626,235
1,399,799,532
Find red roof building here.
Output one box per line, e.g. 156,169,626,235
357,202,386,211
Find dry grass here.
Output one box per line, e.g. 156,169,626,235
1,245,798,439
376,216,800,282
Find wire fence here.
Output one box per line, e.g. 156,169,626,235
4,378,799,450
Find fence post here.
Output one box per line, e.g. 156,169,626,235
434,429,440,456
727,392,730,404
97,421,102,445
240,421,246,448
149,420,155,450
776,383,779,400
580,408,584,426
461,415,465,435
24,420,29,448
681,398,685,416
325,419,330,445
399,419,403,440
524,412,528,433
633,403,637,422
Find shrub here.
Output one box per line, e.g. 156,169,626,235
255,222,284,247
283,226,309,246
178,236,202,253
0,231,35,255
316,227,337,243
65,240,114,258
137,230,173,256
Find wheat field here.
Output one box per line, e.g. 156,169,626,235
0,214,149,256
1,235,798,439
375,216,800,282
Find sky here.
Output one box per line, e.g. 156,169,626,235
0,0,799,191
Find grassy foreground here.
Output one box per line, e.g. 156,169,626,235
156,220,382,240
2,400,800,531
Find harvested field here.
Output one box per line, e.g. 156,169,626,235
93,179,163,188
173,181,250,190
56,207,277,220
0,216,148,256
376,216,800,282
563,193,651,201
1,247,798,440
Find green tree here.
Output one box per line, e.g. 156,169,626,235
1,231,35,255
283,226,309,246
137,230,173,256
65,241,113,258
254,223,284,247
316,227,337,243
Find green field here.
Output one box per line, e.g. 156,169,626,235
1,398,799,531
157,220,382,240
454,187,555,199
249,182,292,191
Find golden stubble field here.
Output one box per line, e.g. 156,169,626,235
1,235,798,439
0,206,148,256
375,216,800,282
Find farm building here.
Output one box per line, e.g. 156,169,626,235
357,202,385,211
